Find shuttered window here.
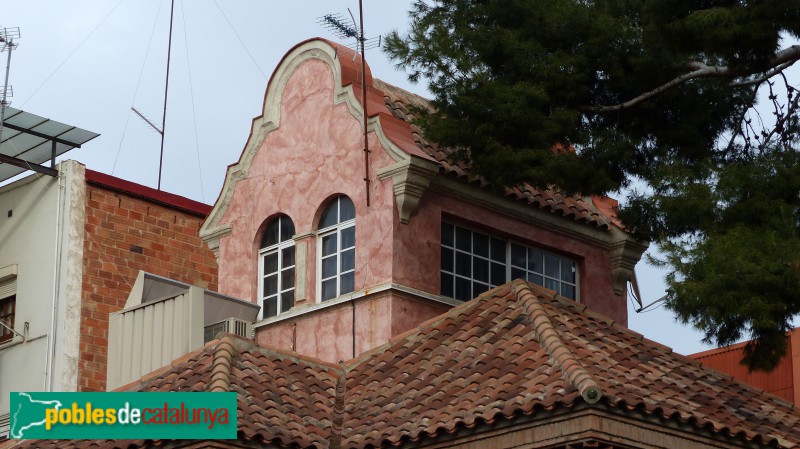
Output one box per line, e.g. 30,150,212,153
0,275,16,344
0,266,17,344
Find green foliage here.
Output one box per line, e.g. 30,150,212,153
386,0,800,370
625,151,800,370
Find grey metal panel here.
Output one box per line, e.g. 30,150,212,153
106,292,198,390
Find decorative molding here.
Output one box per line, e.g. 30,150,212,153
430,176,617,248
199,224,232,260
199,39,419,252
294,240,307,300
292,231,315,240
377,156,439,224
608,230,649,295
417,406,749,449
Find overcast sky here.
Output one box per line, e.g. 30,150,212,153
3,0,767,355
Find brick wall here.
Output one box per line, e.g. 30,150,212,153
79,183,218,392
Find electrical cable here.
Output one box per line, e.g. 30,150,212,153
19,0,127,108
112,0,167,175
212,0,268,80
636,294,668,313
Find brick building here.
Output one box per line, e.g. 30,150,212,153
0,160,218,435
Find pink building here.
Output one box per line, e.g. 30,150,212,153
199,38,646,363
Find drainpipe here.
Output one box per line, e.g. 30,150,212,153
44,167,66,391
351,298,356,359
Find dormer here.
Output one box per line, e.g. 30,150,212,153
200,39,647,363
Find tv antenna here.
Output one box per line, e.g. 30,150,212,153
0,27,20,147
319,2,381,207
131,0,175,191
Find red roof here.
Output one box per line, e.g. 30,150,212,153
375,79,620,231
85,169,211,217
16,281,800,449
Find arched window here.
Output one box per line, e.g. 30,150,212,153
259,215,295,319
318,196,356,301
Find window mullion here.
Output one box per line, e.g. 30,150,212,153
505,241,511,283
336,228,342,297
277,245,283,314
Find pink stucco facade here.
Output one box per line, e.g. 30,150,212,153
201,39,644,363
215,56,397,304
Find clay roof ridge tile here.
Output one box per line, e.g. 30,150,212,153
209,335,235,392
512,281,603,405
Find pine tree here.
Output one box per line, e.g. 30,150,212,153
385,0,800,370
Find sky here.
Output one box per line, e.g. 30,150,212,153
2,0,772,356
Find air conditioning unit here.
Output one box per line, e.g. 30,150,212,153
204,318,254,343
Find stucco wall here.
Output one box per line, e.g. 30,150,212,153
216,57,397,305
255,290,449,362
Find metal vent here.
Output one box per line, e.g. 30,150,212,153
204,317,253,343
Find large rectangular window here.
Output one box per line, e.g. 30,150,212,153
441,223,578,302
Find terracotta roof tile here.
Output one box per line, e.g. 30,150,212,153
12,336,340,449
16,284,800,448
374,78,619,231
339,280,800,448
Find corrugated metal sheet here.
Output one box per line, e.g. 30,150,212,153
691,330,797,404
107,291,200,390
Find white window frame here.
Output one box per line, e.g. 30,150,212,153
258,217,295,319
440,222,579,301
317,197,356,302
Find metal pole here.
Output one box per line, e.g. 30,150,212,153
359,0,371,207
0,37,14,147
158,0,176,190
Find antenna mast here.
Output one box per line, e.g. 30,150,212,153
158,0,176,191
319,2,381,207
0,27,20,148
357,0,370,207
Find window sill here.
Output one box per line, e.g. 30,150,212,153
0,336,25,351
253,283,461,329
0,333,45,351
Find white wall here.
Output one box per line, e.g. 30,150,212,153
0,161,85,429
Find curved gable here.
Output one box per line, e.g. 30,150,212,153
200,38,432,254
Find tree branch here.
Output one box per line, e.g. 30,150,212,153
583,45,800,113
729,61,796,87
